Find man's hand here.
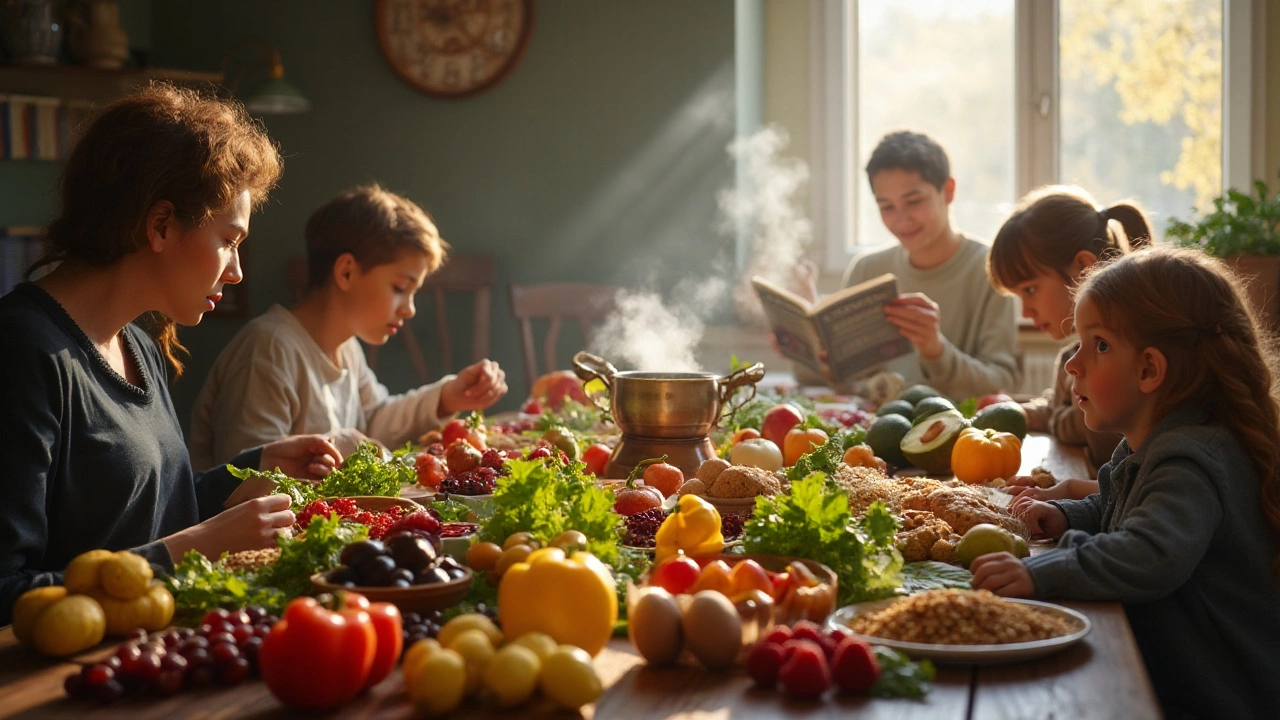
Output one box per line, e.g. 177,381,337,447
884,293,945,360
261,435,342,479
439,359,508,416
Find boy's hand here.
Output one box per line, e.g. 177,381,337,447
884,293,944,359
1014,500,1070,540
439,359,508,415
261,435,343,479
970,552,1037,598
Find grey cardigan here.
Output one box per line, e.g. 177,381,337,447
1025,406,1280,719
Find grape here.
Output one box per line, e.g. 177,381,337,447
206,631,236,647
232,625,255,645
187,666,215,688
133,652,163,686
218,657,251,685
624,507,668,546
154,670,185,697
63,671,88,699
243,606,266,624
240,636,263,667
181,647,211,671
211,642,240,665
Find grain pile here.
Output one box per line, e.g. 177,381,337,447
849,589,1076,645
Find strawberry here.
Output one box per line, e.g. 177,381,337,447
778,640,831,699
830,637,880,695
746,641,788,688
826,626,851,647
760,626,793,648
790,621,825,646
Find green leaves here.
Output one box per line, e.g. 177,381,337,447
785,434,845,483
869,646,936,698
899,561,975,595
744,473,902,606
1167,176,1280,257
165,551,285,625
228,441,409,505
479,458,622,563
956,397,978,419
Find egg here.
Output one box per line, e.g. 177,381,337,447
628,588,684,666
681,590,743,671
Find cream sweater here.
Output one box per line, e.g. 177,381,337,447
188,305,453,470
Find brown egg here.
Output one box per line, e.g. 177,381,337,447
628,588,684,666
681,590,743,671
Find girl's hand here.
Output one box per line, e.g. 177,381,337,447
1015,500,1070,540
884,294,945,360
163,494,295,562
261,435,343,479
439,359,508,415
970,552,1037,597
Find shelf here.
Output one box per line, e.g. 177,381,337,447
0,64,223,103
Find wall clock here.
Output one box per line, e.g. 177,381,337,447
374,0,534,98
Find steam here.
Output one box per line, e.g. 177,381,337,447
588,126,812,371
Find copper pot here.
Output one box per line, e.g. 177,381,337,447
572,351,764,439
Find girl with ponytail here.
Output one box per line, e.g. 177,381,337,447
0,84,343,626
972,247,1280,718
987,185,1154,499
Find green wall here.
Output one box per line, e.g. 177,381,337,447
1,0,737,430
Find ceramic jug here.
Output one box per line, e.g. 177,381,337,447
0,0,63,64
68,0,128,69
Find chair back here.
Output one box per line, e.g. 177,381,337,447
508,282,619,391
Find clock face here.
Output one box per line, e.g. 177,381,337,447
375,0,534,98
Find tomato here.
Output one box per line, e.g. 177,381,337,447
760,404,805,447
650,555,700,595
642,462,684,497
443,417,486,451
521,398,543,414
415,453,448,489
581,443,612,476
730,428,761,445
687,560,734,596
728,559,773,597
783,427,829,466
441,420,470,448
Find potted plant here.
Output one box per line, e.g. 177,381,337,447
1167,178,1280,328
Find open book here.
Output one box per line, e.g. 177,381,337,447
752,273,912,385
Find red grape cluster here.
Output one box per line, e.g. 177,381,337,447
439,448,507,495
624,508,747,547
296,499,406,539
63,607,278,703
820,408,872,428
491,417,537,434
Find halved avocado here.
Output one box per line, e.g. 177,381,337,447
912,396,956,425
899,384,942,406
875,400,914,419
900,410,969,475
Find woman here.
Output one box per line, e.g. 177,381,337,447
0,84,339,625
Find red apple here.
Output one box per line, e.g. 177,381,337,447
530,370,576,399
976,393,1015,411
545,374,590,411
760,404,805,448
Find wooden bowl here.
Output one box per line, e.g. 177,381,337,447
346,496,423,513
310,566,473,614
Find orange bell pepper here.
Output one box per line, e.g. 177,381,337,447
951,427,1022,484
260,593,381,711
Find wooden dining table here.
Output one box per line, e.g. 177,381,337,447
0,435,1161,719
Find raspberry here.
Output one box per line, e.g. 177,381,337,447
330,498,358,518
760,626,793,648
480,448,505,469
791,621,825,646
387,506,405,519
830,637,880,695
527,446,552,460
778,641,831,699
746,641,788,688
297,500,332,528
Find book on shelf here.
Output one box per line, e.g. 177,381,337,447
0,94,94,161
0,226,46,296
751,273,912,385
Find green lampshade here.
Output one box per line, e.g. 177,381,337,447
244,77,311,115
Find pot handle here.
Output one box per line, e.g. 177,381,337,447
716,362,765,425
571,351,617,413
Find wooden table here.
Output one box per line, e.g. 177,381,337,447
0,436,1160,719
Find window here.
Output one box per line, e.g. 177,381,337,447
814,0,1252,271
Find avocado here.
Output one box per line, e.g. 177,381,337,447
971,402,1029,440
899,410,969,475
911,396,956,425
865,414,913,469
875,400,914,419
899,384,942,406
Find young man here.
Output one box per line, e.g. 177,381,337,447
803,131,1020,399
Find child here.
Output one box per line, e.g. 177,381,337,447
986,186,1152,498
189,185,507,469
972,248,1280,718
800,130,1021,399
0,85,341,625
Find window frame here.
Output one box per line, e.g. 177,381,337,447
811,0,1266,273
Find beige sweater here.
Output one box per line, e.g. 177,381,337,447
188,305,454,470
1023,341,1123,471
842,236,1021,399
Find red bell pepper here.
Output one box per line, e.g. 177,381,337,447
347,592,403,687
259,593,378,711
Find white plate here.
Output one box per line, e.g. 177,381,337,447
826,596,1091,664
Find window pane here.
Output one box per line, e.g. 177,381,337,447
1059,0,1222,232
855,0,1016,249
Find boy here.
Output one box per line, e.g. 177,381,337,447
189,184,507,469
800,131,1020,399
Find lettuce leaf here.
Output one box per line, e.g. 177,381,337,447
480,458,622,563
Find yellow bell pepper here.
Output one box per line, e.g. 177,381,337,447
951,427,1022,484
497,548,617,656
654,494,724,564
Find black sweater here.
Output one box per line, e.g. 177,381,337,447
0,283,260,625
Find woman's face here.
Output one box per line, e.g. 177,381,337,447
161,190,251,326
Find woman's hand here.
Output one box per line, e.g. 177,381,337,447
970,552,1037,598
884,293,945,360
261,435,343,480
1015,500,1070,540
439,359,508,415
162,494,295,562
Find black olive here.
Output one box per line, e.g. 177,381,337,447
435,556,463,573
358,554,398,586
387,534,438,572
327,565,356,585
392,568,415,584
340,540,386,568
392,579,412,588
414,566,452,585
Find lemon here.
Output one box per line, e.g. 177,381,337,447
438,613,503,648
413,648,467,716
483,644,542,708
12,586,68,645
446,628,495,696
63,549,114,594
956,523,1017,567
511,632,558,663
539,645,602,710
99,552,152,600
403,638,443,690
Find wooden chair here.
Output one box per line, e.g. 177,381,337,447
286,254,497,383
508,282,620,391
